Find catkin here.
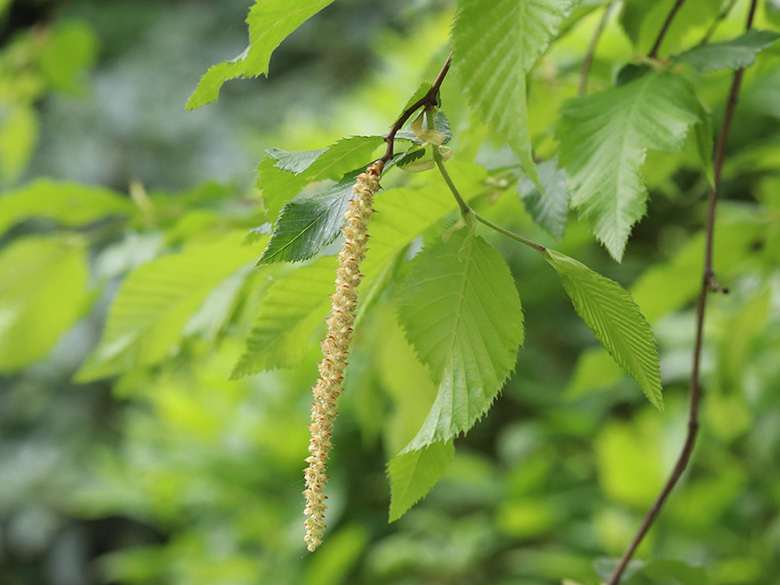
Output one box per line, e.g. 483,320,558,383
303,161,383,551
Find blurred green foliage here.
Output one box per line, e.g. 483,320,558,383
0,1,779,585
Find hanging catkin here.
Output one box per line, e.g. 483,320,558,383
303,160,383,551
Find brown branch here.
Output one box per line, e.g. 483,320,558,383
579,2,614,97
648,0,687,58
379,52,452,165
605,2,757,584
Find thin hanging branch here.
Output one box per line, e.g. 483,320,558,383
648,0,688,58
379,52,452,165
579,2,614,97
605,1,758,583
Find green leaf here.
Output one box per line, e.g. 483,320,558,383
674,30,780,73
258,170,361,265
0,237,89,372
517,157,570,239
387,441,455,522
623,559,710,585
452,0,573,190
186,0,334,109
620,0,720,55
557,72,704,260
0,180,132,236
257,135,383,221
543,248,663,409
398,229,524,448
76,232,260,381
0,105,38,182
231,256,335,378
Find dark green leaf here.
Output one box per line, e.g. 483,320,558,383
675,30,780,73
258,170,361,265
518,157,570,239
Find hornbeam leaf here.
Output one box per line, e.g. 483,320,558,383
76,232,260,381
518,157,570,239
674,30,780,73
231,256,335,378
398,229,524,449
257,135,383,221
452,0,573,190
258,170,361,265
557,72,704,261
388,441,455,522
0,237,89,372
543,248,663,410
186,0,334,109
0,180,132,236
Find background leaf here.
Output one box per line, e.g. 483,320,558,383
452,0,573,189
77,232,260,381
544,249,663,409
397,229,524,448
557,72,704,260
186,0,335,109
674,30,780,73
0,237,89,372
517,157,570,239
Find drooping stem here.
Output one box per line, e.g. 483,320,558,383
648,0,687,58
579,2,614,97
605,2,757,583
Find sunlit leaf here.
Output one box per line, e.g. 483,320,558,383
452,0,573,190
186,0,334,109
231,256,335,378
544,248,663,409
398,229,524,448
388,441,455,522
557,72,704,260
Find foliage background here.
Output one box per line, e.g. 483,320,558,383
1,0,779,584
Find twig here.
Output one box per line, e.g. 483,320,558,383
579,2,614,97
426,109,546,253
605,2,757,583
697,0,739,46
648,0,687,58
379,52,452,165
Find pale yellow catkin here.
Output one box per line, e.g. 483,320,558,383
303,161,383,551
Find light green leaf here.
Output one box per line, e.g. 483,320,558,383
452,0,573,190
0,180,132,236
0,105,38,182
544,248,663,409
186,0,334,109
557,72,704,260
258,170,360,265
675,30,780,73
257,135,383,221
0,237,89,372
77,232,261,381
387,440,455,522
398,229,524,448
231,256,335,378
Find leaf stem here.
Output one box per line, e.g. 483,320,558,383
379,52,452,165
605,2,757,583
697,0,739,46
426,109,546,253
578,2,614,97
648,0,687,58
